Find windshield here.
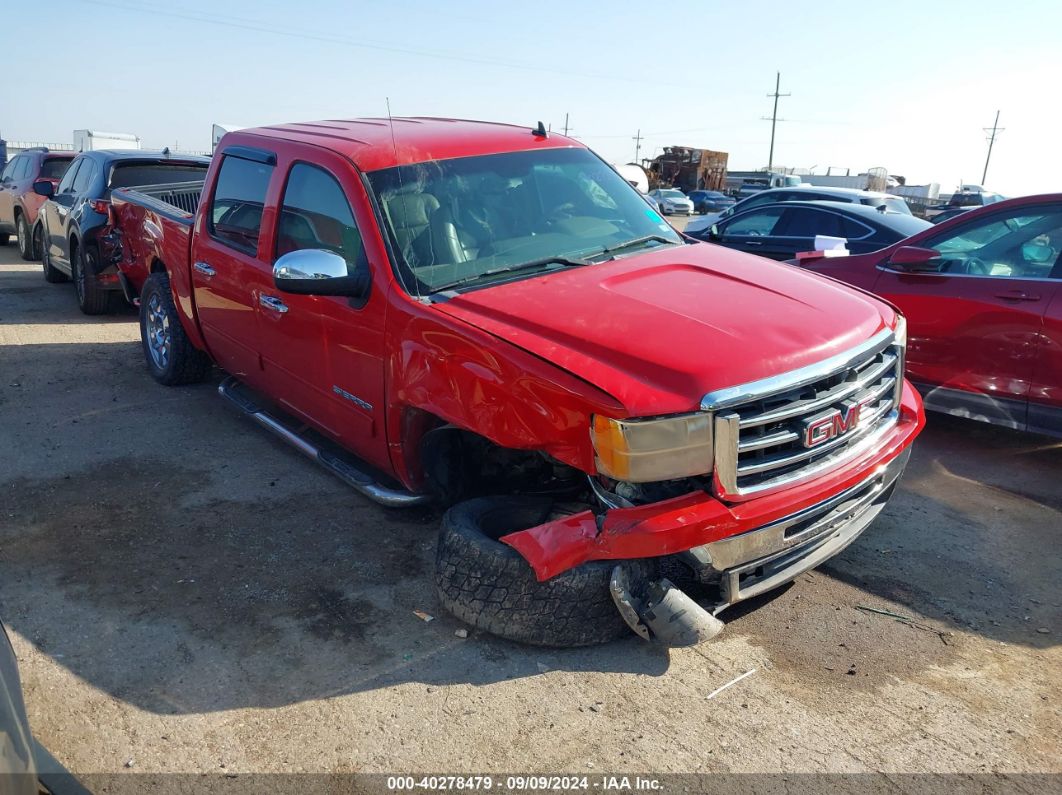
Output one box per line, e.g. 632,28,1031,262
366,148,682,295
783,176,802,187
658,189,685,199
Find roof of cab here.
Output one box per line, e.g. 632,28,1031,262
228,117,582,172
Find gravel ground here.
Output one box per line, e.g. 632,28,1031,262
0,245,1059,786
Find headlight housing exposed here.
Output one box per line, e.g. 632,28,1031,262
591,413,713,483
893,312,907,405
893,313,907,350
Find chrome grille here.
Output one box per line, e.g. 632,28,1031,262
705,329,902,500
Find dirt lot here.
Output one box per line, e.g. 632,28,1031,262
0,244,1059,782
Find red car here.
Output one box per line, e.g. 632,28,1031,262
797,194,1062,437
109,118,922,646
0,148,75,260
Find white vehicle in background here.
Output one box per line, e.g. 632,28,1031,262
648,188,694,216
685,185,912,234
613,163,649,194
72,130,141,152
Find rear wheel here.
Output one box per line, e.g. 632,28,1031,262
16,214,34,260
139,272,212,385
72,242,114,315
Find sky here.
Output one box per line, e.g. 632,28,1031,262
6,0,1061,197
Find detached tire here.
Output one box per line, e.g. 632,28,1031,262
434,497,656,646
139,272,212,385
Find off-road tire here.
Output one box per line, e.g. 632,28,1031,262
16,214,34,260
139,272,212,386
434,496,657,646
72,242,114,314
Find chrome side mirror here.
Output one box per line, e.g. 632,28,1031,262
273,249,369,297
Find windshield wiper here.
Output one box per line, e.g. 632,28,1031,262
430,255,588,294
596,235,678,258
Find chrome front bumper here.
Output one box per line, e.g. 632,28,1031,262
687,448,910,612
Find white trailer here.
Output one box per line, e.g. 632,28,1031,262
73,130,141,152
212,124,244,153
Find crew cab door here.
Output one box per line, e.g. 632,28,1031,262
873,203,1062,429
191,146,276,381
263,152,390,472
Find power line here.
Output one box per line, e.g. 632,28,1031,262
981,110,1004,186
760,72,789,172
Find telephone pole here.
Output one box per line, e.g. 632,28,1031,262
633,129,643,163
761,72,789,172
563,113,570,136
981,110,1004,185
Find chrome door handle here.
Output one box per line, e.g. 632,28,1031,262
259,295,289,313
193,261,216,277
744,240,763,246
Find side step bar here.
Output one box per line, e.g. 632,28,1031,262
217,376,431,508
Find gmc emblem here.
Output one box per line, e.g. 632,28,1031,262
801,399,871,448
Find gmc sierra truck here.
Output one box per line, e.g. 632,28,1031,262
110,117,924,646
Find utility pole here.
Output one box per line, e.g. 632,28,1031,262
563,113,570,136
981,110,1004,186
633,129,643,163
761,71,789,172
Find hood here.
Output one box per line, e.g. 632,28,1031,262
433,243,893,416
662,196,691,204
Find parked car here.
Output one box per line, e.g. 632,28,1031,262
35,149,210,314
928,206,972,224
686,190,735,214
795,194,1061,437
690,200,931,260
686,185,913,234
111,117,923,646
648,188,694,215
0,148,75,260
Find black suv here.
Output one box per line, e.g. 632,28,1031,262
36,149,210,314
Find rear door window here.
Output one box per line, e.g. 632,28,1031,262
209,154,274,254
13,157,32,180
722,206,786,237
777,208,844,238
71,160,97,195
57,160,82,194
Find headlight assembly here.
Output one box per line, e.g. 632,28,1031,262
591,413,713,483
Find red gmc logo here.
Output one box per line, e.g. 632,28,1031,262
801,399,871,448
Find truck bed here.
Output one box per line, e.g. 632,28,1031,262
110,182,203,305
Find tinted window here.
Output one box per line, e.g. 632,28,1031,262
778,208,843,238
723,207,786,236
209,155,274,253
109,162,209,190
71,160,97,194
57,160,82,194
276,163,366,277
40,158,73,180
13,157,32,180
840,216,874,239
923,208,1062,279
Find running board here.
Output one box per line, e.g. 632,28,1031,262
217,376,431,508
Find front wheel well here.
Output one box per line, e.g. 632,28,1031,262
418,424,583,506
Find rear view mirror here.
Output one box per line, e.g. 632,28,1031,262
273,249,369,297
887,246,941,272
33,179,55,198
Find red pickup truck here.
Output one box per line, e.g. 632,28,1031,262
111,118,924,646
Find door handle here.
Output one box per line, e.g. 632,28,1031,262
994,290,1041,302
193,261,216,278
259,295,289,314
744,240,764,246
